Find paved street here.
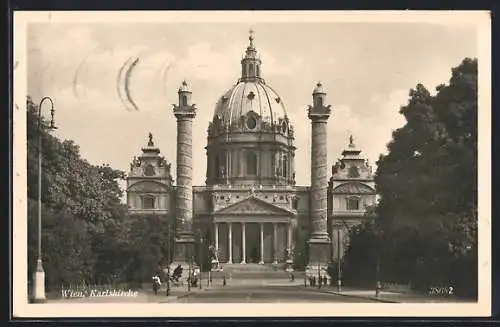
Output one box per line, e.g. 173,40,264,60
45,277,472,304
168,284,377,303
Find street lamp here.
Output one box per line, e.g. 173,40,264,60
165,223,172,296
336,226,342,292
187,253,194,292
375,227,382,298
197,229,204,290
33,96,57,303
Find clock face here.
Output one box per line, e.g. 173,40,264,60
247,116,257,130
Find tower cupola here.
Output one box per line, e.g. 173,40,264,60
240,29,263,82
312,81,327,108
178,80,193,107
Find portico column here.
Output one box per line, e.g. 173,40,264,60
214,222,219,256
228,222,233,264
273,223,278,264
259,223,264,264
287,223,292,259
241,223,246,264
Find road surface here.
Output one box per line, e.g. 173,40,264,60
168,285,378,303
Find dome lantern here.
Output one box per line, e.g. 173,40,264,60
240,29,263,82
312,81,327,111
177,79,193,108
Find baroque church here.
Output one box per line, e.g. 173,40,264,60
125,32,376,278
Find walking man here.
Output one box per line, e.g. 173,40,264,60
152,274,161,295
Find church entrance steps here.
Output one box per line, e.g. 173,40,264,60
220,263,292,280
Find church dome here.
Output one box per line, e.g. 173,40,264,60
205,31,296,187
214,80,287,126
212,30,288,127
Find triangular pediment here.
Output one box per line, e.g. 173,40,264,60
216,196,293,216
127,180,169,193
332,181,375,194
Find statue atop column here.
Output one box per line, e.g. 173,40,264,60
148,132,154,147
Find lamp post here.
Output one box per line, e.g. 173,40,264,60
317,261,321,289
166,223,171,297
336,225,342,292
375,227,382,298
197,229,203,290
33,96,57,303
188,253,192,292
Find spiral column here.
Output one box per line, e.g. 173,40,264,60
172,80,197,272
306,82,332,279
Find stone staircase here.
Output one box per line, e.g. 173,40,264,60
221,263,291,280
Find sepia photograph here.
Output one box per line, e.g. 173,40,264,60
12,11,491,317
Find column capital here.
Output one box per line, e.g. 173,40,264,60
173,107,197,120
307,105,331,122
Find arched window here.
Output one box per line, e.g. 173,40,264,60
315,96,323,108
348,166,360,178
282,155,288,178
246,151,257,176
256,65,260,77
249,63,254,76
182,95,188,106
143,195,155,209
271,151,276,176
346,197,360,210
214,156,220,178
144,164,155,176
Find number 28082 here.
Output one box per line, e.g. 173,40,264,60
429,286,454,296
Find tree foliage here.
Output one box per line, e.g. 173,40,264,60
27,96,134,290
341,58,478,298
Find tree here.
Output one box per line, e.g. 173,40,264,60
342,58,478,298
124,214,174,284
27,96,130,290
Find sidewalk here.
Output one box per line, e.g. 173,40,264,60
309,286,474,303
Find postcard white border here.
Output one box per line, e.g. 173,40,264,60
12,10,492,318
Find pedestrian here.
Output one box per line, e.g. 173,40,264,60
318,276,322,288
223,275,226,286
291,273,295,282
152,274,161,295
323,276,327,286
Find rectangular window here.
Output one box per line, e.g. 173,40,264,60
143,196,155,209
346,198,359,210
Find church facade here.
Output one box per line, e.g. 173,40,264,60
126,33,376,277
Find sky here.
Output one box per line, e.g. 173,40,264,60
26,16,478,195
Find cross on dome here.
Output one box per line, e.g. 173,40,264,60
148,132,154,146
249,28,255,46
349,134,355,148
